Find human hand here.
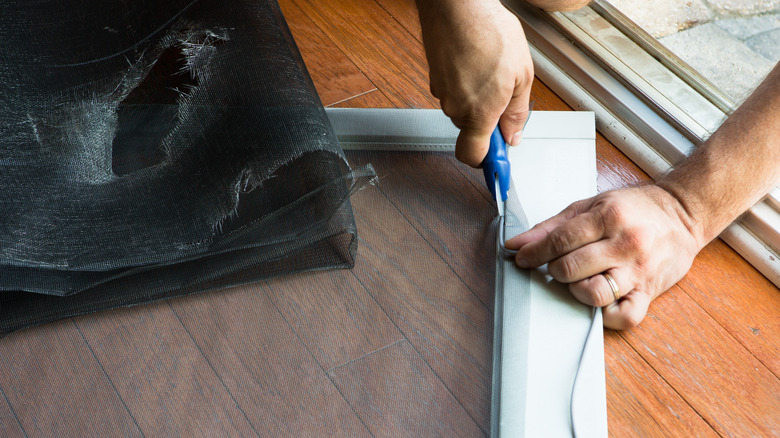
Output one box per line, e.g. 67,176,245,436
417,0,533,167
505,185,704,329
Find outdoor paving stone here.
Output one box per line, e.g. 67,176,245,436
715,13,780,39
704,0,780,15
746,28,780,60
608,0,713,37
659,22,775,99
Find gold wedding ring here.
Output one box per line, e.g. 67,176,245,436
603,272,620,302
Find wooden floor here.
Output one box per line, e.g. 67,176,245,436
2,0,779,436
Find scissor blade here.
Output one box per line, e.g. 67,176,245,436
495,177,504,217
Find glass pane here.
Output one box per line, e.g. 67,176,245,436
604,0,780,102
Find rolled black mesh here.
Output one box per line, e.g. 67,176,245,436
0,0,375,334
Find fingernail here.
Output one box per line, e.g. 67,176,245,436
515,256,529,269
510,131,522,146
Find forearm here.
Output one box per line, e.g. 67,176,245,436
658,63,780,247
524,0,590,12
415,0,504,54
416,0,589,13
415,0,505,40
415,0,499,12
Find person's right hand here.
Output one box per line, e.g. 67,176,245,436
417,0,534,167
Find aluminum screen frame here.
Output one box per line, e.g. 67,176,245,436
328,108,608,437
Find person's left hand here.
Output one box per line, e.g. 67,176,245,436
505,185,704,329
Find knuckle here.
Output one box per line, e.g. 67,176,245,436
550,255,579,283
588,280,612,308
632,243,650,270
632,250,649,272
621,229,644,253
568,281,601,307
454,147,478,167
428,78,440,98
599,200,627,228
522,60,534,76
519,64,534,85
564,198,591,219
454,147,466,163
502,110,527,126
447,105,492,132
461,105,492,127
618,228,653,264
439,98,457,120
548,229,573,256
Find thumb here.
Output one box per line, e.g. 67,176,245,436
498,83,532,146
455,125,494,168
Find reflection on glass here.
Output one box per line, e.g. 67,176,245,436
605,0,780,101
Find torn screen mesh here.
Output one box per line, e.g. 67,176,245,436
0,0,375,334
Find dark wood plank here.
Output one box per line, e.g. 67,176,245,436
349,182,493,432
328,340,484,437
330,89,397,109
278,0,376,106
595,133,652,191
620,285,780,436
262,270,404,371
291,0,437,108
350,151,497,308
374,0,423,42
169,284,371,437
604,331,717,437
74,302,257,437
0,320,143,437
679,240,780,377
0,387,25,438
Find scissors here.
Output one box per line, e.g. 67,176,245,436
482,105,533,255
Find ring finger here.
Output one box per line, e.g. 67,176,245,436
568,269,631,308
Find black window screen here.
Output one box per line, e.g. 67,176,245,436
0,0,374,334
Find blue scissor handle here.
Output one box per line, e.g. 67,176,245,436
482,126,511,203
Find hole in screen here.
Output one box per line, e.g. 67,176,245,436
111,44,198,176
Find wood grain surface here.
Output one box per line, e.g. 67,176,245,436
0,0,777,437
